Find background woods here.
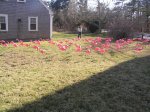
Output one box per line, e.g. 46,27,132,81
47,0,150,38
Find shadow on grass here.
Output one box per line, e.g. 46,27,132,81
8,56,150,112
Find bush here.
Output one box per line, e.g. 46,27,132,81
88,21,99,33
109,20,133,40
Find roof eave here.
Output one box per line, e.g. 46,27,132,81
38,0,53,15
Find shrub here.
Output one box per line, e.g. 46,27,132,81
109,20,133,40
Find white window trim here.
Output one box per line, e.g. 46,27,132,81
28,17,38,32
17,0,26,2
0,14,8,32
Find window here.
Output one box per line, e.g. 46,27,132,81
28,17,38,31
17,0,26,2
0,14,8,31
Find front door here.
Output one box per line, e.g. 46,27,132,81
17,18,23,39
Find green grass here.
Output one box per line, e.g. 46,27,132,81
52,32,101,39
52,32,77,39
0,32,150,112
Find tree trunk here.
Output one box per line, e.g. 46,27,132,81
145,0,150,33
97,0,102,33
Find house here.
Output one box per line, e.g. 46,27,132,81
0,0,53,40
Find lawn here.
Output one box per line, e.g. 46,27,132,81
0,32,150,112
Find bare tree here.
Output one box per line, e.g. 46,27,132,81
96,0,111,33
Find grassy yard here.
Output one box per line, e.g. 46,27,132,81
52,32,101,39
0,32,150,112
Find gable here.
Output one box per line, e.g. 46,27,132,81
38,0,53,15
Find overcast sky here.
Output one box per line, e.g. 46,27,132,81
44,0,116,9
88,0,115,9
